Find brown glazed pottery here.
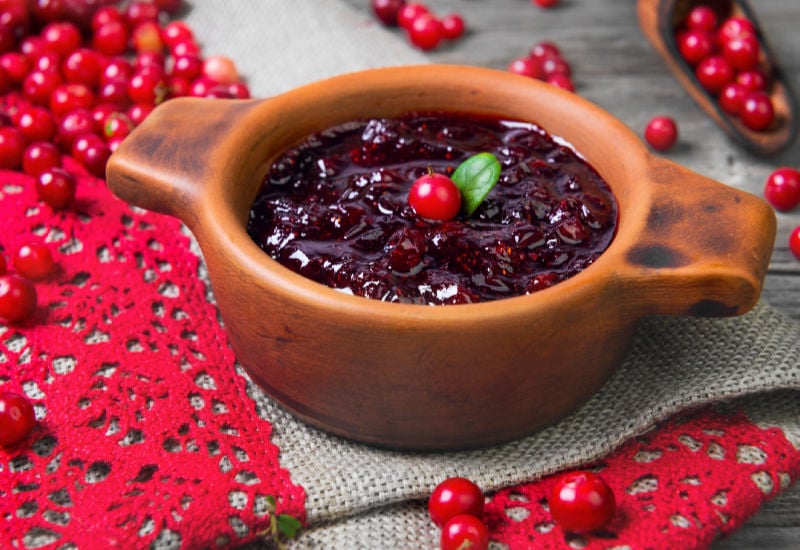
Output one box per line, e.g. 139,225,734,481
106,65,776,451
637,0,799,156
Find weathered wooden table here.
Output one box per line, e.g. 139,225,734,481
340,1,800,547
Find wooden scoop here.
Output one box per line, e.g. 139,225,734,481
637,0,799,156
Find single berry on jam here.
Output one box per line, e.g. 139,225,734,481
247,112,618,305
428,477,484,528
0,392,36,447
550,471,616,534
408,168,461,221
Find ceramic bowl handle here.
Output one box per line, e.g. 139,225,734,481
617,156,776,318
106,97,260,226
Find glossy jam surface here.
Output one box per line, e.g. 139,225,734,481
247,112,618,305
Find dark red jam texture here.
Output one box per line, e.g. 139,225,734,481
246,112,618,305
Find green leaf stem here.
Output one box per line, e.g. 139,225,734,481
451,152,502,216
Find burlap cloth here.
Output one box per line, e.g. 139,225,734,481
181,1,800,547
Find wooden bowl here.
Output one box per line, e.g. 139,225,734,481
106,65,776,450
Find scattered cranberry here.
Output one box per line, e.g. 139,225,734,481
533,0,559,7
440,514,489,550
22,141,62,177
407,13,444,51
507,40,573,91
789,226,800,260
644,115,678,151
408,170,461,220
547,73,575,92
13,242,55,281
0,274,37,324
428,477,485,528
440,14,465,40
36,167,77,209
0,126,26,169
372,0,406,26
508,57,541,79
549,471,616,534
763,167,800,211
202,55,239,85
0,392,36,447
397,2,429,30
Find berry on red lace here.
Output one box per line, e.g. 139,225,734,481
13,242,55,281
644,115,678,151
440,514,489,550
549,471,616,534
58,108,97,150
441,14,465,40
0,274,37,324
372,0,406,27
763,167,800,212
740,91,774,131
0,392,36,447
22,141,62,177
71,132,110,177
429,477,485,527
408,170,461,220
790,226,800,260
0,125,26,169
408,13,444,51
36,166,76,209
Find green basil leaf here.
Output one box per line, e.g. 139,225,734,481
276,514,302,539
451,152,501,216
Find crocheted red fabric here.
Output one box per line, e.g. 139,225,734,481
2,157,799,549
488,407,800,548
0,160,305,549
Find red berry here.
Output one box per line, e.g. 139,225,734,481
13,243,55,281
170,39,199,57
428,477,484,528
695,56,734,94
547,73,575,92
154,0,183,15
0,254,5,275
0,51,30,84
539,55,571,78
62,48,103,86
441,14,465,40
550,471,616,534
170,54,202,80
686,5,717,32
16,106,57,142
397,2,429,30
718,16,755,43
23,69,64,106
202,55,239,85
132,20,164,53
162,21,194,47
722,33,760,71
533,0,559,8
50,82,96,118
36,167,77,209
0,392,36,446
102,112,133,140
763,167,800,211
92,21,130,57
125,1,159,28
71,132,110,177
408,171,462,220
41,21,82,57
507,57,541,79
736,68,767,92
719,82,747,115
530,41,560,61
0,126,26,169
408,13,445,50
227,81,250,99
677,30,714,66
371,0,406,26
91,6,124,31
440,514,489,550
789,226,800,260
740,91,774,131
22,141,62,177
57,108,97,150
127,70,167,104
644,115,678,151
0,274,37,324
127,102,154,125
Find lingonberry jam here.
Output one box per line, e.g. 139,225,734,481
247,112,618,305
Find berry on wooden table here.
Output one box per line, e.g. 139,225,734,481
763,167,800,211
789,226,800,260
644,115,678,151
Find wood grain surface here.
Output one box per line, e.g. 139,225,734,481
341,0,799,547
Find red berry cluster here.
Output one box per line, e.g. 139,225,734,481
0,241,56,324
675,5,774,131
428,477,489,550
507,40,574,92
371,0,465,51
0,0,249,180
762,167,800,260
